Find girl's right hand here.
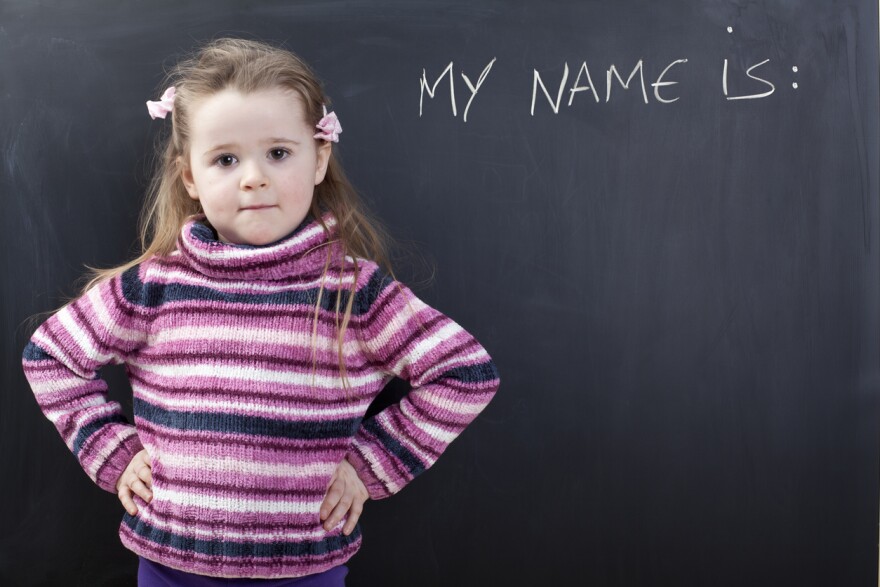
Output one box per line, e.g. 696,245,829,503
116,449,153,515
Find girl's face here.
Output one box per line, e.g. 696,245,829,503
181,87,331,246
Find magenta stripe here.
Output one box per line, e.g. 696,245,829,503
368,313,448,366
356,423,410,482
94,434,142,491
157,469,332,496
152,303,365,331
135,503,325,532
128,373,374,407
127,371,379,405
152,255,363,287
128,371,374,407
137,348,375,373
36,386,100,412
408,392,487,428
385,405,439,461
135,420,353,453
152,475,327,500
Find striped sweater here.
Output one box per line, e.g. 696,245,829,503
21,211,500,579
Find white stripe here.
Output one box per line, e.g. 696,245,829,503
89,280,144,343
28,373,93,396
398,399,459,443
365,295,430,350
49,309,114,370
45,395,106,424
132,382,369,419
390,322,464,374
353,441,399,494
375,407,439,461
150,324,363,354
158,452,340,478
148,267,357,294
71,402,126,444
413,348,492,387
157,488,323,514
417,386,489,415
129,361,387,389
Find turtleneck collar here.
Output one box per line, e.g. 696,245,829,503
176,211,343,281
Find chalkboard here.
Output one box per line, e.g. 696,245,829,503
4,1,879,585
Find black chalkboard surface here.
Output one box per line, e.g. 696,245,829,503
4,1,879,585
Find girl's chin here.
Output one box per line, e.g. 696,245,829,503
219,226,288,246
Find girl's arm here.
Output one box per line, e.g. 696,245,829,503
346,266,501,500
21,265,150,493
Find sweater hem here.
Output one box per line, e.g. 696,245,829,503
120,525,362,579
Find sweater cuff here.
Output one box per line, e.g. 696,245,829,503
344,442,393,501
94,427,145,494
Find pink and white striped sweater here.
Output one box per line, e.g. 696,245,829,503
21,212,500,579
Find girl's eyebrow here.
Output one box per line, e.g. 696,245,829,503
204,138,301,156
267,137,301,145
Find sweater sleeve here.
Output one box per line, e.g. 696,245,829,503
344,267,500,500
21,266,149,494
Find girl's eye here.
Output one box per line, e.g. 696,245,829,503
215,154,237,167
269,148,290,161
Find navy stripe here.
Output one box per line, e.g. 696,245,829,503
439,360,500,384
362,418,425,478
121,263,378,316
134,397,361,440
122,514,361,558
352,268,395,315
73,414,129,456
22,341,52,361
190,222,217,244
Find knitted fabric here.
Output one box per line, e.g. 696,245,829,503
21,211,500,579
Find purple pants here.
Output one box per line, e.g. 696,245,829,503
137,557,348,587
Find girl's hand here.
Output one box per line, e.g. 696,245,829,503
320,457,369,535
116,449,153,515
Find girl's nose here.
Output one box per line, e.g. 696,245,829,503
240,161,269,190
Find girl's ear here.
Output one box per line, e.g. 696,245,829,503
314,141,331,186
178,156,199,200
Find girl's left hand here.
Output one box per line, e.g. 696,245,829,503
320,457,369,535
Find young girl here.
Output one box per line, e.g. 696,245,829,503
21,38,500,586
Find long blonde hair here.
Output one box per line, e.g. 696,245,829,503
33,37,405,397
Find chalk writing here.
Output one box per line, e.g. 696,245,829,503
418,48,795,119
419,58,497,122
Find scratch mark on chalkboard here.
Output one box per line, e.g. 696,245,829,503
47,37,80,54
4,124,20,178
841,9,870,252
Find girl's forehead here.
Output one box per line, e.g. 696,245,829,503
191,87,305,118
189,87,310,142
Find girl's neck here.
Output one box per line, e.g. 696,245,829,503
175,211,343,281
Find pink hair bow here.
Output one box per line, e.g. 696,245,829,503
146,86,176,120
313,105,342,142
